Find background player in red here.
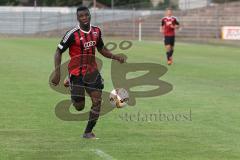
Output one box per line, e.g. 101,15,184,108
51,6,124,139
160,8,180,65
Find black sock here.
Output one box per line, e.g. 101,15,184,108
85,120,97,133
166,52,171,60
84,104,100,133
169,50,174,57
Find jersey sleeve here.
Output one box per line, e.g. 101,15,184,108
161,18,165,26
96,29,104,51
174,18,180,25
57,31,75,54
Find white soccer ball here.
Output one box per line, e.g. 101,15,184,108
109,88,129,108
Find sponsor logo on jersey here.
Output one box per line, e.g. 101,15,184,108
84,41,96,50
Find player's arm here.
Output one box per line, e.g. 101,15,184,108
51,32,74,86
160,19,165,33
96,30,125,63
172,18,180,29
99,47,125,63
51,48,62,86
173,22,180,29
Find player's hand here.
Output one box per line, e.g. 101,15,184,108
51,72,60,86
63,78,70,87
114,55,125,64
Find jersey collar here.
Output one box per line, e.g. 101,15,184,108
78,24,92,34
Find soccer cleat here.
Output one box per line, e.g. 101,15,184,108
82,132,96,139
167,60,172,65
167,57,173,65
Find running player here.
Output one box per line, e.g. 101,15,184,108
160,8,180,65
51,6,125,139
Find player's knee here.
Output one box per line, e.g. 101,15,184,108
166,47,172,52
73,101,85,111
92,98,101,107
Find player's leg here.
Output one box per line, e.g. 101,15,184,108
164,36,175,65
83,71,104,139
165,45,172,65
83,90,102,138
70,75,86,111
165,45,172,59
169,36,175,62
164,36,171,62
168,45,174,65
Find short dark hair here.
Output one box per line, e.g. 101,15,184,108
76,6,89,13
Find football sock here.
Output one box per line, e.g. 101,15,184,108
85,120,97,133
84,104,101,133
170,49,174,57
166,51,171,60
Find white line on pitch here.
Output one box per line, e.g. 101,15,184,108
92,149,117,160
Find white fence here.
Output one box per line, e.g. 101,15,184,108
0,2,240,40
0,7,162,34
179,0,210,10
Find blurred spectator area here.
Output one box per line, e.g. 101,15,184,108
0,0,240,40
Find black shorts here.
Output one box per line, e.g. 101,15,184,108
164,36,175,46
70,71,104,103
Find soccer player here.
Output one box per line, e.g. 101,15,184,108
160,8,180,65
51,6,125,139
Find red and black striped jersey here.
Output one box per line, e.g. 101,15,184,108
161,16,179,36
57,25,104,76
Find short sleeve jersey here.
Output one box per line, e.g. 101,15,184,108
161,16,179,36
57,25,104,76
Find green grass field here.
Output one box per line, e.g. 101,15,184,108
0,38,239,160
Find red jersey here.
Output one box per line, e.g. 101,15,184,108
57,25,104,76
161,16,179,36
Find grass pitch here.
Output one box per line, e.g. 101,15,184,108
0,38,239,160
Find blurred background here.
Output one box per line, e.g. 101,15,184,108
0,2,239,159
0,0,240,44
